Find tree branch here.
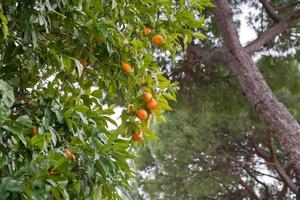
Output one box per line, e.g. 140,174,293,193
252,135,299,194
277,184,288,200
251,141,272,162
267,132,299,194
259,0,283,22
185,43,234,76
250,132,298,195
245,10,300,54
218,147,271,197
238,178,260,200
187,9,300,65
241,164,270,197
276,1,300,12
186,44,229,66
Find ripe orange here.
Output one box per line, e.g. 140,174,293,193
143,92,153,103
152,34,165,47
136,109,148,120
122,63,134,74
143,28,152,36
132,132,143,141
64,148,76,160
79,59,88,68
146,99,158,110
32,127,38,137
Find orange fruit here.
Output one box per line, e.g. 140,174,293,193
132,132,143,141
152,34,165,47
122,63,134,74
79,59,88,68
146,99,158,110
64,148,76,160
32,127,38,137
143,28,152,36
136,109,148,120
143,92,153,103
140,79,146,85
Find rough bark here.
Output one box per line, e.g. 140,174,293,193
211,0,300,177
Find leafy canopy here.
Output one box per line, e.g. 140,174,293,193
0,0,212,199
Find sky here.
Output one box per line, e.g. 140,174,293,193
237,3,257,46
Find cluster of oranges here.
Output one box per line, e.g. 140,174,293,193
143,27,165,47
123,28,163,142
132,91,158,142
119,27,163,142
121,27,165,74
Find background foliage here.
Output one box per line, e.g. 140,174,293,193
135,0,300,199
135,54,300,200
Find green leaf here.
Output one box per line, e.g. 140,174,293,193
0,11,8,39
99,155,115,178
0,178,23,193
74,105,89,113
91,0,104,12
91,90,103,98
101,116,118,127
193,32,206,40
31,134,45,149
74,58,83,77
162,93,176,101
16,115,32,127
31,27,38,47
0,80,15,116
112,0,118,9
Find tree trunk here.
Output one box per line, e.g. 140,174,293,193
212,0,300,174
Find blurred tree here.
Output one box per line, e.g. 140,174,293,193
135,55,300,200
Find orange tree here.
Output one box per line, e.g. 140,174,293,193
0,0,211,199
